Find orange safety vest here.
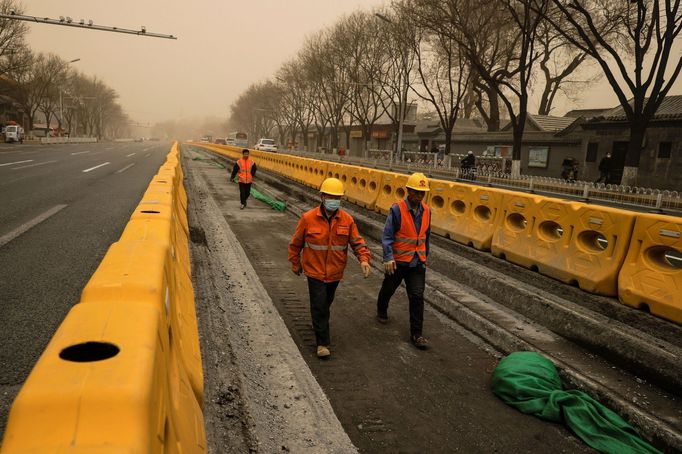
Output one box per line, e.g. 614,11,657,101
237,158,254,183
392,199,430,264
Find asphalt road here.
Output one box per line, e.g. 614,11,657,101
0,140,171,436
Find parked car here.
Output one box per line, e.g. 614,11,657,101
254,138,278,152
214,138,227,145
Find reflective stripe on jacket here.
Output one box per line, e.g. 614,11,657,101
288,206,371,282
392,199,430,264
237,158,254,183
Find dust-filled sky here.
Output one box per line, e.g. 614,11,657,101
25,0,682,126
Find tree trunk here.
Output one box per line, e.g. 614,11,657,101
330,126,339,150
511,120,525,177
443,124,454,155
621,122,645,186
487,88,501,132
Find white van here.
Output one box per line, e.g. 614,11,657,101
4,125,24,143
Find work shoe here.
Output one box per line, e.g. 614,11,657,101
411,335,429,350
240,204,245,210
316,345,331,358
376,313,389,324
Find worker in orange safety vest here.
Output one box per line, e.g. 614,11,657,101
229,148,258,209
288,177,371,358
376,172,431,349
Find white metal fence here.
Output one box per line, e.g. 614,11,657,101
282,148,682,215
40,137,98,144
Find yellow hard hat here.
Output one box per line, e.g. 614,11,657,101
320,177,345,196
406,172,430,192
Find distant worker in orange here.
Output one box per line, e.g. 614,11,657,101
288,178,371,358
376,172,432,349
230,148,258,209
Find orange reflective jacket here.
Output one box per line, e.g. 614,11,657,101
288,206,371,282
392,199,430,264
237,158,254,183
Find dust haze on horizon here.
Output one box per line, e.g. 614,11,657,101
24,0,682,131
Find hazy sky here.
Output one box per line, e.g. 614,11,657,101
25,0,682,126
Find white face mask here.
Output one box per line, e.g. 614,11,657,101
324,199,341,211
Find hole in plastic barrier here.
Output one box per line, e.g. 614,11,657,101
451,200,466,214
646,246,682,270
383,184,392,195
506,212,527,231
474,205,492,222
369,181,377,191
60,342,120,362
396,187,406,199
360,179,367,189
578,231,608,252
431,195,445,209
141,210,160,214
539,221,563,241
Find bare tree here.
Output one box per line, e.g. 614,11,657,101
400,0,472,155
544,0,682,185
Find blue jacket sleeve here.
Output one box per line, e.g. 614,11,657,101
382,205,401,262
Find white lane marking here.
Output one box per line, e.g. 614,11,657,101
142,147,150,151
70,150,91,155
0,204,68,248
12,160,57,170
0,159,33,167
126,153,136,157
144,153,151,157
105,146,113,150
116,163,135,174
82,162,110,173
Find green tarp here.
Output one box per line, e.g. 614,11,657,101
491,352,660,454
232,177,286,212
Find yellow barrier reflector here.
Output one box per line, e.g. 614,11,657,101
375,172,409,214
493,195,636,295
619,213,682,323
1,302,169,453
345,167,385,210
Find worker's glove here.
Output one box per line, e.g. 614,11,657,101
383,260,396,275
291,264,302,276
360,261,371,279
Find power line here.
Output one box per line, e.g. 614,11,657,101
0,11,177,40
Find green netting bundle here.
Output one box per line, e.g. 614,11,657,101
232,177,286,212
491,352,660,454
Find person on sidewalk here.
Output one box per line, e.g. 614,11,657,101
288,178,371,359
230,148,257,209
377,172,431,350
595,153,612,183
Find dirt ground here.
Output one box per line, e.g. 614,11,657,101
185,153,590,453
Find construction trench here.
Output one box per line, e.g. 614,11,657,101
182,144,681,453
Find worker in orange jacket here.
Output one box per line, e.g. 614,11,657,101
377,172,431,349
288,178,371,358
229,148,257,209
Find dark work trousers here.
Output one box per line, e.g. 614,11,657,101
238,182,252,205
307,277,340,346
377,264,426,337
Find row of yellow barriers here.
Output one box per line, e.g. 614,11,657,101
198,143,681,326
1,142,206,453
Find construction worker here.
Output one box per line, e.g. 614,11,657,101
230,148,258,209
376,172,431,349
288,178,371,358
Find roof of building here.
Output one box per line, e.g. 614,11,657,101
416,117,486,135
563,108,612,119
501,114,576,133
600,95,682,121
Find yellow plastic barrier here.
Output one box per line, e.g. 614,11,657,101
433,184,505,250
619,213,682,323
426,179,456,237
492,195,637,296
1,300,206,453
345,167,385,210
375,172,409,214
